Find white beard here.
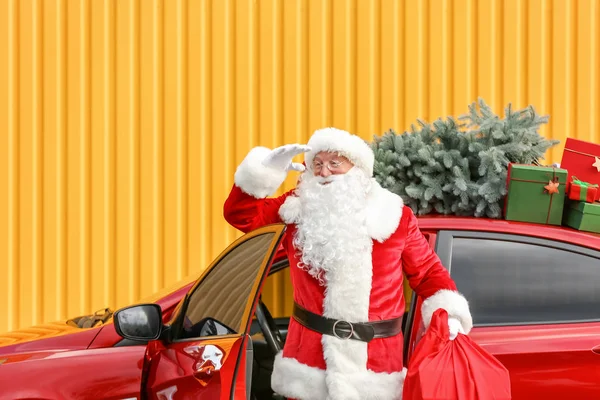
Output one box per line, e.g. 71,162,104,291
292,167,374,286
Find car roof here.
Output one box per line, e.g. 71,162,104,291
269,214,600,273
414,214,600,247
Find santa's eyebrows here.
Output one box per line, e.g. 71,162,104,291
314,154,344,162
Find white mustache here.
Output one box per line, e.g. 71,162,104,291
314,174,345,185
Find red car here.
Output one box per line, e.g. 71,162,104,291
1,217,600,399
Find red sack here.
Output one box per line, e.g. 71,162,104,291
403,309,511,400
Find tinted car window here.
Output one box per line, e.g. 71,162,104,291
179,233,276,339
449,237,600,325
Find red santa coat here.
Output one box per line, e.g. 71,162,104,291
223,147,473,400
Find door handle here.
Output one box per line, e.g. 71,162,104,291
193,364,221,387
591,345,600,355
195,365,220,379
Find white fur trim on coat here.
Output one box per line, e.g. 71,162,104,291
271,352,327,400
271,352,407,400
366,180,403,242
279,179,403,242
421,289,473,334
305,128,375,177
316,192,375,400
234,146,287,198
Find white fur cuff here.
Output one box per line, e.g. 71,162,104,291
421,289,473,334
234,147,288,198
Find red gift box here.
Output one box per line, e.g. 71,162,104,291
568,176,599,202
560,138,600,192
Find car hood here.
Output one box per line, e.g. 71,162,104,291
0,275,199,357
0,346,77,366
0,321,104,357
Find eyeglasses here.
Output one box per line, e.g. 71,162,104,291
311,159,347,172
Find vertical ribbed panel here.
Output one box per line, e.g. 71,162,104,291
2,0,600,332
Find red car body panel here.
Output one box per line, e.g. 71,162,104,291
0,346,145,399
470,323,600,398
144,336,247,400
0,217,599,399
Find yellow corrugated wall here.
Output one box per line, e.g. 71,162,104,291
1,0,599,334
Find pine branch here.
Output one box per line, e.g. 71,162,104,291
372,98,559,219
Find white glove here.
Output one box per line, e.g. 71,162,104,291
448,317,465,340
262,144,311,173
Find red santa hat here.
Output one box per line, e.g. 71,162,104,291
304,128,375,177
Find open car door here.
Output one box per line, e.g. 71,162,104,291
140,224,286,400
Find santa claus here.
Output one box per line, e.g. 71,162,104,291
223,128,472,400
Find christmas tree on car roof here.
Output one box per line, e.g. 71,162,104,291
371,98,560,219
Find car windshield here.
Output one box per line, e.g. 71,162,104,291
63,251,290,329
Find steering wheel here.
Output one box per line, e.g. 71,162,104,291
255,298,284,355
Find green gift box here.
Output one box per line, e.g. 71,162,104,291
504,164,567,225
563,200,600,233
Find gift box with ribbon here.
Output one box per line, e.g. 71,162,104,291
568,176,599,203
504,164,567,225
560,138,600,191
563,200,600,233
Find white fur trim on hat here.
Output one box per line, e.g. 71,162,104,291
305,128,375,177
271,352,407,400
421,289,473,334
234,146,287,198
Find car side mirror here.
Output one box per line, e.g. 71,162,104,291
114,304,163,341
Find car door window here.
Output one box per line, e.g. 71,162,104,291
176,232,282,340
436,231,600,326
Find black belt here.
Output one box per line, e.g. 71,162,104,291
292,302,403,343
